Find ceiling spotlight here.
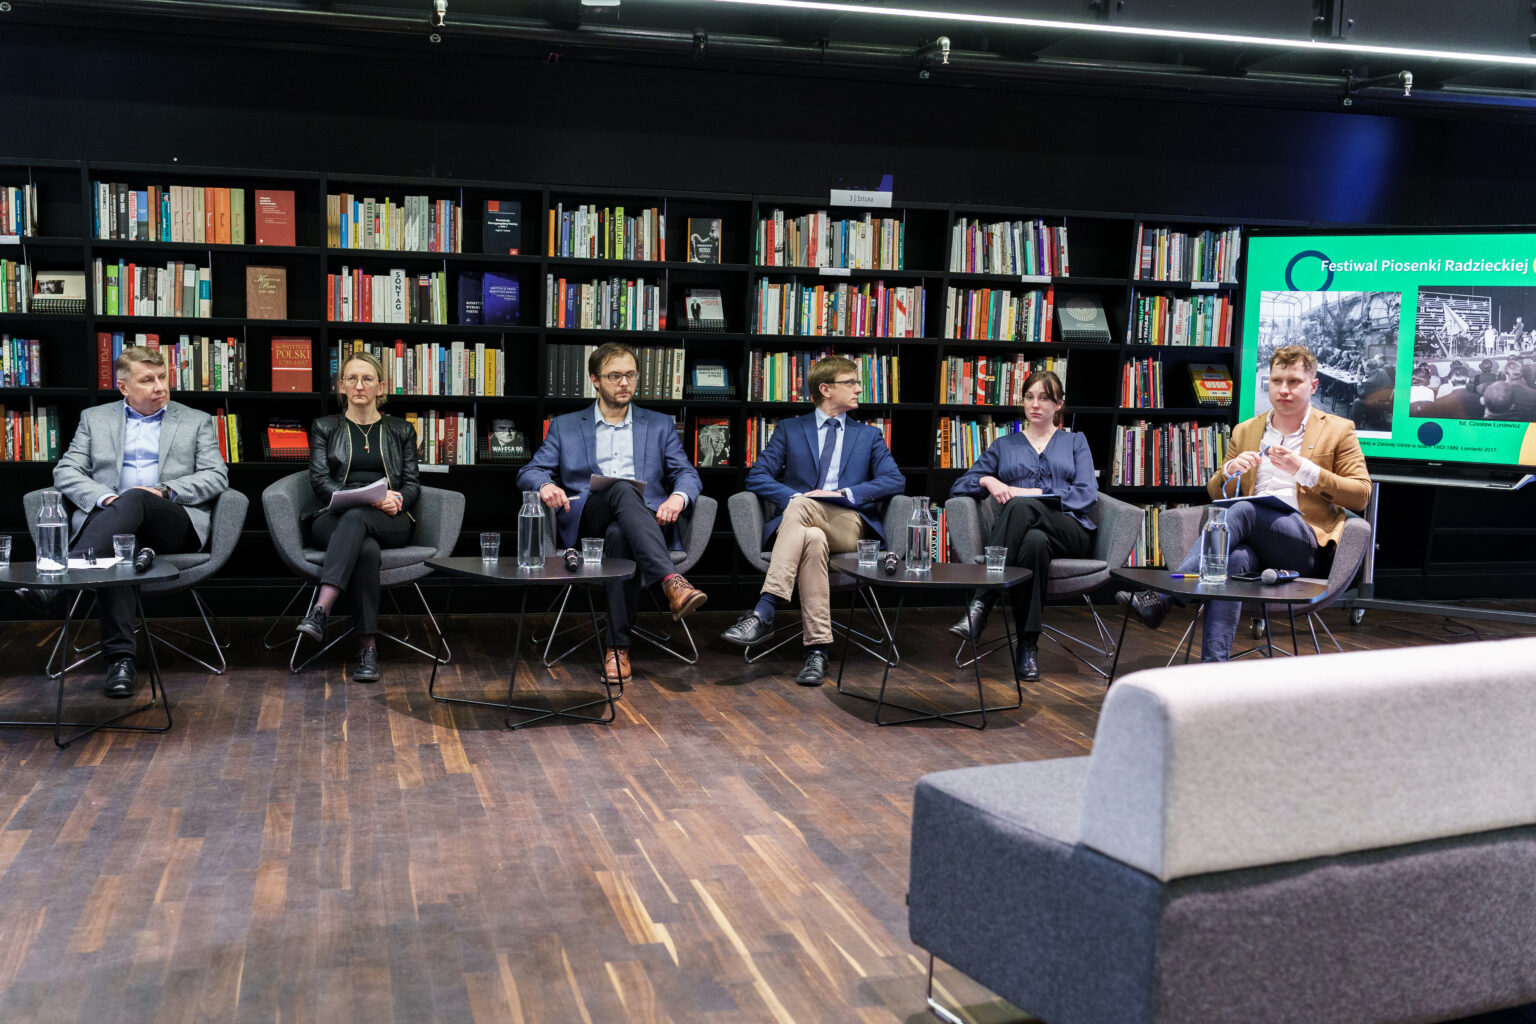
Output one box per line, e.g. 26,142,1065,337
431,0,446,28
914,36,950,66
581,0,621,7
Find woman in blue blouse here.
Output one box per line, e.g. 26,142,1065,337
947,370,1098,681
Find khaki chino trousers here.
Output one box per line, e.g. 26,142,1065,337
761,495,867,646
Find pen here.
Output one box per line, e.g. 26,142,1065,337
1168,573,1195,578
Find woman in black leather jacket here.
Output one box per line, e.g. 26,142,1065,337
295,351,421,682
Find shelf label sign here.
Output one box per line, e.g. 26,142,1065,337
830,172,893,209
818,267,852,277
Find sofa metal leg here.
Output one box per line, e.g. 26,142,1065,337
45,591,99,679
924,954,967,1024
377,583,452,665
147,589,229,674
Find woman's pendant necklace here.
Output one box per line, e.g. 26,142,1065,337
359,419,377,453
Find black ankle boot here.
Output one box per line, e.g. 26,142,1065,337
947,590,1000,640
1015,638,1040,682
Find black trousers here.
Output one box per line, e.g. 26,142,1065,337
311,506,414,635
70,488,198,660
985,497,1093,637
576,484,676,647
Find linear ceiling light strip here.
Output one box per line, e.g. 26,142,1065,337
714,0,1536,68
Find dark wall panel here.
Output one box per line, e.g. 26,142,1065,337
2,25,1535,228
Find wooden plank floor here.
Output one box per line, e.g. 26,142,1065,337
0,603,1533,1024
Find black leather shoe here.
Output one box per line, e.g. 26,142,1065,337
14,586,63,617
721,613,772,647
353,645,380,683
296,605,328,641
796,648,828,687
103,657,137,699
948,590,999,640
1015,641,1040,682
1117,590,1172,631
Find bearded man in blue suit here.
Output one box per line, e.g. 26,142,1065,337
518,342,707,684
721,355,906,686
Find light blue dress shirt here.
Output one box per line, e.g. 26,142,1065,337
813,407,848,492
113,401,164,502
594,402,636,480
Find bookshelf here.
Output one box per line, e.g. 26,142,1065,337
0,158,1263,606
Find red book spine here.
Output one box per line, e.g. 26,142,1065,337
97,332,112,388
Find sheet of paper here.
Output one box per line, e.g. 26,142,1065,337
589,474,647,496
67,556,124,569
328,477,389,512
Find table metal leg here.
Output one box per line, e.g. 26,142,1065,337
0,585,174,749
1106,599,1133,686
836,582,1022,729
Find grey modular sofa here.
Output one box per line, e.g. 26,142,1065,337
909,636,1536,1024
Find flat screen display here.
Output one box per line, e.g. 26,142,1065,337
1241,230,1536,470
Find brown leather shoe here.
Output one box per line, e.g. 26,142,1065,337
603,647,632,683
661,574,708,621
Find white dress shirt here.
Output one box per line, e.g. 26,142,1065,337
1252,411,1321,509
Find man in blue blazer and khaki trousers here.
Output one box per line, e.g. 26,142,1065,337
722,354,906,685
519,342,707,684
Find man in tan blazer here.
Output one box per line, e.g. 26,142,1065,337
1122,343,1372,660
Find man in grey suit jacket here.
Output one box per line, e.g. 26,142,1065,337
28,345,228,697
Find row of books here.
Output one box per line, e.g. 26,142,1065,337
746,350,900,404
1123,502,1192,568
754,210,905,269
1,185,38,237
0,260,30,313
458,270,521,325
942,286,1056,342
545,342,685,399
752,280,925,338
327,268,449,324
543,275,664,331
96,332,247,391
1130,292,1235,347
213,409,243,463
327,193,462,252
1122,356,1165,407
335,338,507,396
0,400,60,461
940,353,1068,406
1134,225,1242,283
405,410,480,465
547,204,666,262
935,416,1028,470
949,218,1069,277
1110,420,1231,487
0,335,41,387
93,258,211,318
91,182,268,245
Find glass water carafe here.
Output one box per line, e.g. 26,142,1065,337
517,490,547,569
36,488,69,576
1199,506,1230,585
906,496,934,574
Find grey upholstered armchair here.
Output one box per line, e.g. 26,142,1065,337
943,492,1143,677
260,471,463,672
26,485,250,675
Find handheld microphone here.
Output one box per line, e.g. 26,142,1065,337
881,551,901,575
1260,568,1299,584
562,547,581,572
133,547,156,574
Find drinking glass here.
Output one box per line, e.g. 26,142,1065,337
480,532,501,563
0,535,11,568
856,539,880,567
985,545,1007,572
113,533,136,563
581,537,604,565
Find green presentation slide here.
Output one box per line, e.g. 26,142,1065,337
1241,232,1536,469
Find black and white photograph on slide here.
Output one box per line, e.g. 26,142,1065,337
1411,285,1536,423
1254,291,1400,436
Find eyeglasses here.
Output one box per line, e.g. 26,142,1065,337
600,372,640,384
831,378,863,389
343,375,379,388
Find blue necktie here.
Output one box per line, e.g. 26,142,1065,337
816,419,841,491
